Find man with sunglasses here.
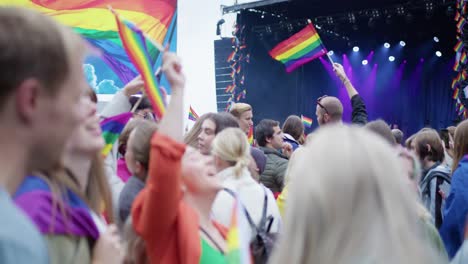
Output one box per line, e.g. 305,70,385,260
316,63,368,126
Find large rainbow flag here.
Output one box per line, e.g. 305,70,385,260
270,23,327,73
226,198,251,264
3,0,177,90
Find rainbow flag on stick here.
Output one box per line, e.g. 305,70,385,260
188,105,199,121
455,40,464,53
112,9,166,120
454,60,461,72
247,126,254,145
452,78,459,89
454,88,460,100
269,23,327,73
462,52,468,64
101,112,133,157
458,17,466,32
301,115,313,128
226,197,252,264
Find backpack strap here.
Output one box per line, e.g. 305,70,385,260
223,188,259,232
420,171,451,196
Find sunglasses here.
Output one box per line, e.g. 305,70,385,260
317,95,329,115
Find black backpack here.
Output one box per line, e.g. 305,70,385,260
224,188,277,264
420,168,451,228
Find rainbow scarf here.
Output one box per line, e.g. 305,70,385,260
101,112,133,157
226,198,251,264
269,23,327,73
113,12,167,120
6,0,176,85
248,126,254,146
14,176,99,240
188,105,199,121
301,115,313,128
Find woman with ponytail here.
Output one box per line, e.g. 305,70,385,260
211,128,281,239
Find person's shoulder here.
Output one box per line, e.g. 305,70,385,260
0,195,48,263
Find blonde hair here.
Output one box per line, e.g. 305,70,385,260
211,128,250,177
229,103,252,118
270,125,442,264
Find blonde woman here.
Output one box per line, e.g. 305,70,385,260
270,125,444,264
229,103,253,134
211,128,281,239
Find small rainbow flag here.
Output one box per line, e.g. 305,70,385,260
225,84,235,93
458,17,466,32
454,60,461,72
454,40,464,53
452,78,459,89
455,11,461,21
227,50,236,62
113,11,166,120
270,23,327,73
226,197,251,264
454,88,460,99
459,104,466,116
301,115,313,128
100,112,133,157
462,52,468,64
247,126,254,145
188,105,199,121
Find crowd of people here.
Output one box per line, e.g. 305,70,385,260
1,6,468,264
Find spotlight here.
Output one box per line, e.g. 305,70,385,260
403,60,407,64
396,6,405,16
384,43,390,48
216,19,225,36
399,41,406,47
348,13,356,24
436,51,442,57
389,56,395,62
362,60,368,65
327,50,334,56
433,36,439,43
326,16,334,25
353,46,360,52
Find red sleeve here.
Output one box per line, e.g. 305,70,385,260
131,132,186,245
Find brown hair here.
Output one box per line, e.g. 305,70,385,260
452,120,468,173
413,130,444,163
365,119,396,146
255,119,280,147
282,115,305,141
0,7,85,110
119,119,147,156
123,218,148,264
229,103,252,118
184,113,215,148
130,121,158,171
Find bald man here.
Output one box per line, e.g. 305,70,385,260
316,63,368,126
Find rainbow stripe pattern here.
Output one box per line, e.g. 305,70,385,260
113,11,166,119
301,115,313,128
188,105,199,121
248,126,254,145
226,198,251,264
6,0,177,86
269,23,327,73
100,112,133,157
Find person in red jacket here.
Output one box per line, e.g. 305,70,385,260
131,52,228,264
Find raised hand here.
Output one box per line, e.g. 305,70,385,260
332,63,348,82
123,75,144,97
161,52,185,91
